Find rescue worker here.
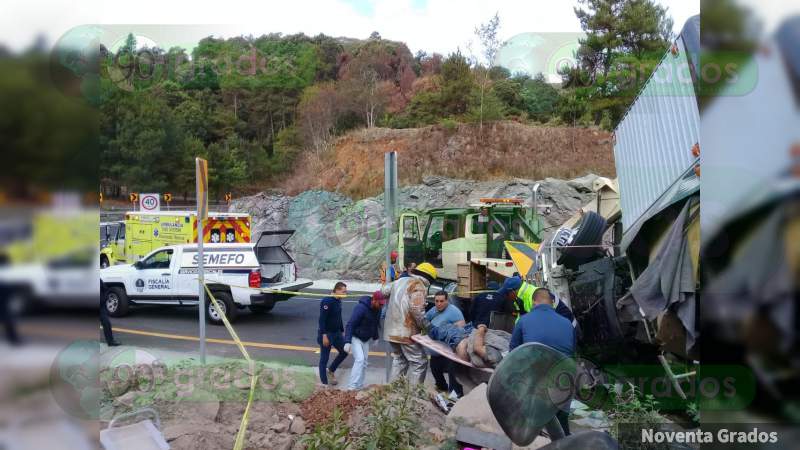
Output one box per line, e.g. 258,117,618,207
509,287,575,435
343,291,384,390
381,261,438,383
318,282,350,386
469,280,505,327
0,282,20,345
100,281,120,346
513,279,577,327
425,291,465,396
379,250,399,285
398,262,416,279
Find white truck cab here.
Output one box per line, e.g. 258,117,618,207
99,230,312,324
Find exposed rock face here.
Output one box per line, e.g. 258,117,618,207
232,175,599,281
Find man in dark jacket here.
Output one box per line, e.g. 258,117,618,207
470,280,506,327
318,282,349,385
343,291,384,390
100,281,120,346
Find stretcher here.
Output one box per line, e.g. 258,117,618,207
410,334,494,373
411,333,494,392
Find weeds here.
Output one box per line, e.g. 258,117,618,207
300,379,431,450
300,408,352,450
607,386,667,450
439,117,458,130
355,378,426,450
686,400,700,425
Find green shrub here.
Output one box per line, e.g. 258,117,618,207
608,386,667,450
439,117,458,130
354,378,427,450
300,408,352,450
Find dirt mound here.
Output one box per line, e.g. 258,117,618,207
282,121,614,198
300,388,368,428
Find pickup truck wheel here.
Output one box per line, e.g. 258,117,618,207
207,291,237,325
105,287,129,317
100,256,110,269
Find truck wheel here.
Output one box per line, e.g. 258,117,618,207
207,290,237,325
557,211,607,268
105,287,129,317
100,256,110,269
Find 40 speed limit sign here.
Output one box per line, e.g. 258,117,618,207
139,193,161,211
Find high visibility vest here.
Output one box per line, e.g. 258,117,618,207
515,281,538,316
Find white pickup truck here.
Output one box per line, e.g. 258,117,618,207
99,230,312,324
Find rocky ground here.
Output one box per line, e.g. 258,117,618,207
105,366,454,450
233,174,601,281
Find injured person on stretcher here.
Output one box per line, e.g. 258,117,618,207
414,308,511,368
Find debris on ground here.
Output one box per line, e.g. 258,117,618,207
447,383,552,449
570,399,610,432
299,388,367,428
102,361,454,450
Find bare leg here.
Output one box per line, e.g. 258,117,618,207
455,340,470,362
473,324,488,360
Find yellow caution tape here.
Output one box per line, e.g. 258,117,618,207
200,277,496,302
203,283,258,450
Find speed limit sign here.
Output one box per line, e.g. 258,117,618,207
140,193,161,211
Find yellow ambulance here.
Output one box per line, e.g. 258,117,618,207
100,211,251,266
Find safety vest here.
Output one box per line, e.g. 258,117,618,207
515,281,538,316
515,282,577,327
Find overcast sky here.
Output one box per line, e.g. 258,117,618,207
1,0,701,55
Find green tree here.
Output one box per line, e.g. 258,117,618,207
473,12,502,132
519,74,561,122
568,0,673,127
439,52,474,116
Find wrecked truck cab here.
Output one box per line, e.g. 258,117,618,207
537,16,701,370
397,199,545,282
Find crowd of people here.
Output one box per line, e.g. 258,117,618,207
316,253,577,418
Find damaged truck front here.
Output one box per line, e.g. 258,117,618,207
541,16,701,370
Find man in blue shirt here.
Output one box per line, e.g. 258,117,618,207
509,287,576,435
425,291,465,396
318,282,350,385
509,287,575,355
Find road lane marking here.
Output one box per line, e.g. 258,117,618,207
113,326,387,356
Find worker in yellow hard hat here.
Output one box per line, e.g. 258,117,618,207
381,261,438,384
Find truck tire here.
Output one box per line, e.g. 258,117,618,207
105,287,129,317
557,211,607,268
100,255,110,269
207,290,237,325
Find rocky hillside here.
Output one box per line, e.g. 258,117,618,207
282,121,615,199
234,174,601,281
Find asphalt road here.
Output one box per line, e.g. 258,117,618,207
105,293,392,368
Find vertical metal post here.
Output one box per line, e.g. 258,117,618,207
196,158,208,365
384,151,397,383
198,219,206,364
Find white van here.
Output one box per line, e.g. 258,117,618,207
100,231,312,324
